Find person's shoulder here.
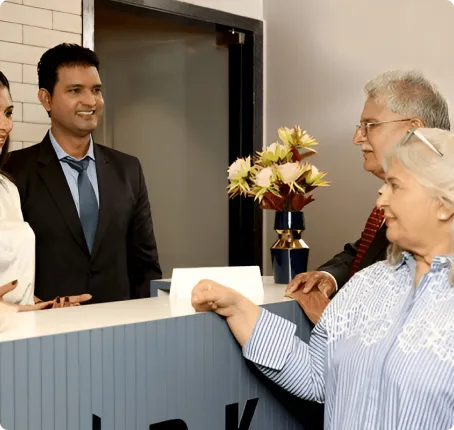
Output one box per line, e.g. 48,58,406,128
8,144,41,160
5,145,41,173
95,144,139,166
328,261,395,309
0,174,22,215
356,260,393,276
0,174,18,193
344,261,396,292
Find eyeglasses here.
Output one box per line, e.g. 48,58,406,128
400,128,443,157
355,119,412,137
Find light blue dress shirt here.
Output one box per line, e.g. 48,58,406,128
244,253,454,429
49,130,99,216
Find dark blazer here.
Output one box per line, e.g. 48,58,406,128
4,133,162,303
317,225,389,290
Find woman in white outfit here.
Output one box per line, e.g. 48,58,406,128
0,72,91,316
0,71,55,314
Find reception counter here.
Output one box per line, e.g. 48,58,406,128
0,277,323,430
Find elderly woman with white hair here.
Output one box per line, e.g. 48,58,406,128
192,127,454,430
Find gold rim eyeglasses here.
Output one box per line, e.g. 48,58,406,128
356,119,412,137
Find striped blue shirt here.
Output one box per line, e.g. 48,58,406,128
244,253,454,429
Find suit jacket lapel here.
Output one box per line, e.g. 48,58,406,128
37,134,89,254
91,144,115,258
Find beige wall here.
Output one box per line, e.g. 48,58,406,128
0,0,82,149
262,0,454,274
178,0,262,20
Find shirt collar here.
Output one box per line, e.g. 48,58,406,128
394,251,413,271
49,129,95,161
395,251,454,271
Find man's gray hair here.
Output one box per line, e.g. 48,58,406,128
364,71,450,131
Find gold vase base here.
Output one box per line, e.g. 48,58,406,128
271,231,309,249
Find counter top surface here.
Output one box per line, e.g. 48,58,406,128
0,277,292,343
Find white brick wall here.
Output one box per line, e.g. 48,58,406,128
0,0,82,149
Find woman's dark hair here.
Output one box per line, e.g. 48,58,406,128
0,71,11,175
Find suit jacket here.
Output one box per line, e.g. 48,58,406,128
317,224,389,290
4,133,162,303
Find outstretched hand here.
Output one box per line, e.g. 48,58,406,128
0,281,54,312
0,281,92,312
48,294,92,308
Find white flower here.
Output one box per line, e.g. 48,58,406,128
264,142,282,153
255,167,273,187
304,164,329,187
278,126,318,150
228,156,251,180
276,162,302,184
264,142,289,158
306,165,319,182
258,142,291,166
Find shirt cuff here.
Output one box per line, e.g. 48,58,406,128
320,271,338,292
242,308,296,371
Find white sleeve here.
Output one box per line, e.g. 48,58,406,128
0,223,36,305
0,179,35,305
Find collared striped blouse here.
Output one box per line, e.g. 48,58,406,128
243,254,454,429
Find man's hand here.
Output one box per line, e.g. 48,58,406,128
286,287,330,325
286,271,336,299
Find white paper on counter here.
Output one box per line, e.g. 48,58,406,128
169,266,264,301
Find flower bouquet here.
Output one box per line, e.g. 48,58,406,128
227,125,329,211
227,125,329,284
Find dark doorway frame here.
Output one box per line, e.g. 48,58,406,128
83,0,263,270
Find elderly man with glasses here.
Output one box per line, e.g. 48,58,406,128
287,70,451,324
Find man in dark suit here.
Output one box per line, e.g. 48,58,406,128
5,43,162,304
287,70,450,323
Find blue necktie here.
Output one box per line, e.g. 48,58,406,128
62,157,98,252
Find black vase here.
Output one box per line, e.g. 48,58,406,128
271,211,309,284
